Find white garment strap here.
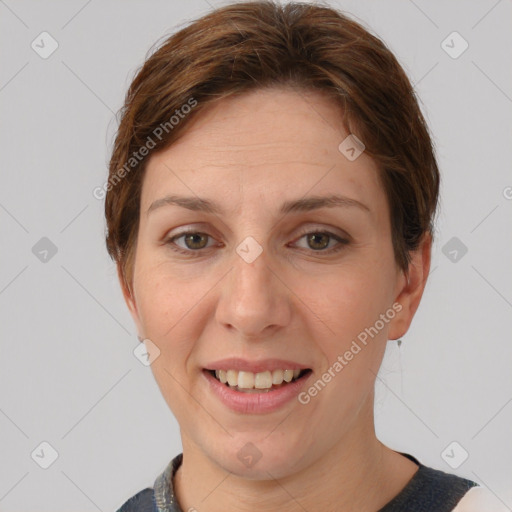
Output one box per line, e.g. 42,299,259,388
453,486,510,511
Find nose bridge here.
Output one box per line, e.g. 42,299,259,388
215,237,290,336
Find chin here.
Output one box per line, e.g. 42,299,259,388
208,435,307,480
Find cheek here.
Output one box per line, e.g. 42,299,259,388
132,273,202,381
134,258,199,332
298,264,393,340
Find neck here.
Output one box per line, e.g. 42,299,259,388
173,402,417,512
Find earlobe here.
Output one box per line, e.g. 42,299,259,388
388,233,432,340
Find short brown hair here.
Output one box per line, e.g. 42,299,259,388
105,1,439,295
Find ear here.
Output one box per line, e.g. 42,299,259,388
117,263,144,338
388,232,432,340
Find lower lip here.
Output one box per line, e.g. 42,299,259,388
202,369,312,414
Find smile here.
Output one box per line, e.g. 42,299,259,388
208,368,311,392
202,368,313,414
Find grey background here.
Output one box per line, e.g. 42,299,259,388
1,0,511,510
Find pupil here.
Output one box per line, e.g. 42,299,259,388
308,233,329,250
185,233,207,249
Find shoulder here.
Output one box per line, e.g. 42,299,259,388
116,454,182,512
452,486,511,512
380,453,478,512
115,487,155,512
417,464,477,494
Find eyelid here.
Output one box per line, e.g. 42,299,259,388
291,223,350,241
165,222,348,241
164,223,220,243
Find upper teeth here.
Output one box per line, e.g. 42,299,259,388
215,369,302,389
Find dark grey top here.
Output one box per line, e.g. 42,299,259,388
116,452,478,512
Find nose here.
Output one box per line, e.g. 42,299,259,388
215,243,292,339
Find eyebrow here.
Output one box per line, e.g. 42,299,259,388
146,193,370,216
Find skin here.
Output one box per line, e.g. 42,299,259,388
119,88,432,512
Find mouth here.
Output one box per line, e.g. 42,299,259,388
204,368,313,393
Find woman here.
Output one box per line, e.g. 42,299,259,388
106,2,500,510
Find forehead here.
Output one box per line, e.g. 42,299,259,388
141,88,385,217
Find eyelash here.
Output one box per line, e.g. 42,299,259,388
164,229,350,257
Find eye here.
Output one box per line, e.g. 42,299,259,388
167,231,216,254
293,230,349,253
165,228,349,256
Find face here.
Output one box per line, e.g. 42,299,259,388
121,88,428,479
